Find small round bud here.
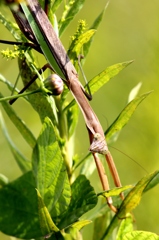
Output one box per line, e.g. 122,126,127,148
44,74,64,96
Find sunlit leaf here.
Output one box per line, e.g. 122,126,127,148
116,214,134,240
98,185,133,198
128,82,142,103
69,29,96,60
66,61,133,110
83,2,109,57
0,12,21,41
36,189,59,236
0,174,9,187
105,91,152,144
32,117,71,218
123,231,159,240
118,171,159,218
59,0,85,36
71,220,91,230
101,171,159,240
58,175,97,229
88,61,133,95
52,0,63,13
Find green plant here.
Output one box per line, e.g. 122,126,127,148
0,1,159,240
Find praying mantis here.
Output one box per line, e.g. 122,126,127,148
1,0,124,212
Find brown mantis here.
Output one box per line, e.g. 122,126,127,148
3,0,124,212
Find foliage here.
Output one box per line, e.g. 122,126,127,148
0,1,159,240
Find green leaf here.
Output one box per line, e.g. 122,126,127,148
0,171,42,239
63,220,91,240
66,61,133,110
0,12,21,41
97,185,133,198
88,61,133,95
118,171,159,218
0,92,36,148
69,29,96,60
0,111,31,173
123,231,159,240
71,220,91,230
32,117,71,219
58,175,97,229
144,171,159,193
0,73,21,96
36,189,59,236
116,214,134,240
128,82,142,102
83,2,109,58
52,0,63,13
105,91,152,144
101,171,159,240
59,0,86,36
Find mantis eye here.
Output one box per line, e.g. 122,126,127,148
44,74,64,96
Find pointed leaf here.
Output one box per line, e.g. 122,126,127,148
32,117,71,218
67,61,133,110
118,171,159,218
59,0,85,36
36,189,59,236
0,171,43,239
123,231,159,240
0,12,21,41
144,171,159,193
105,91,152,143
98,185,133,198
71,220,91,230
0,111,31,173
101,171,159,240
52,0,63,13
59,175,97,229
88,61,133,95
83,3,109,57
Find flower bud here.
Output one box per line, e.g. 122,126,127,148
44,74,64,96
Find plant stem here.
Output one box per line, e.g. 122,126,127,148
54,96,72,180
0,89,41,103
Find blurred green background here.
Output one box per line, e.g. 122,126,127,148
0,0,159,239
